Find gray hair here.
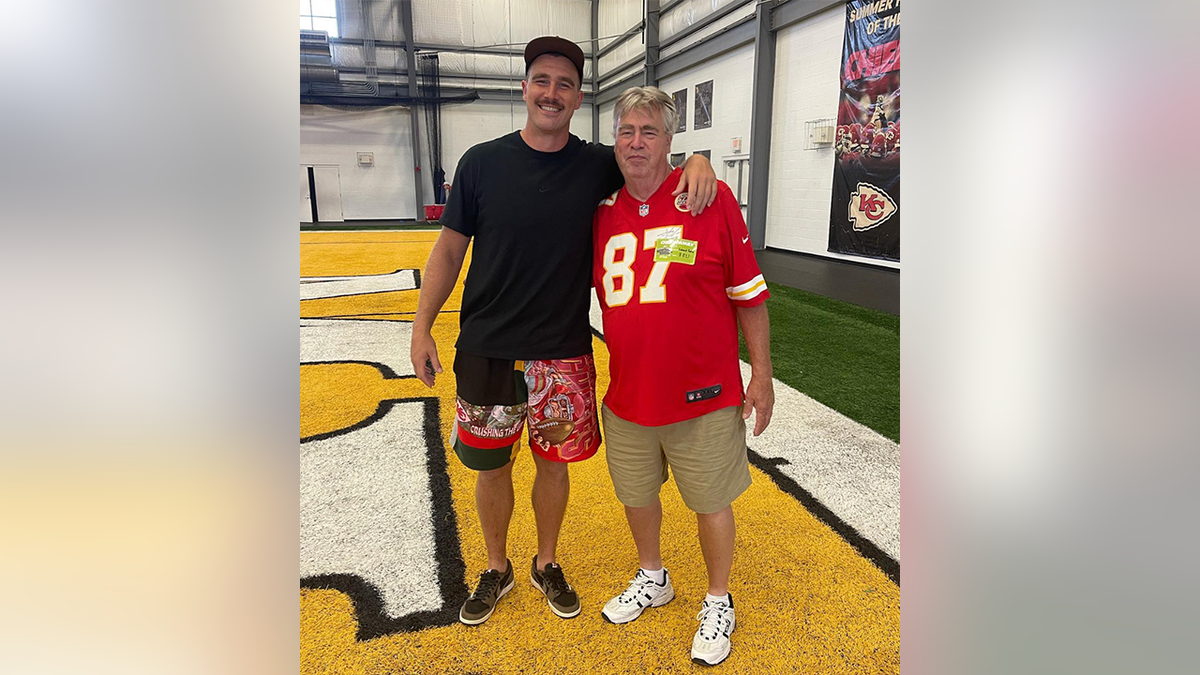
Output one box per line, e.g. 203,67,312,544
612,86,679,140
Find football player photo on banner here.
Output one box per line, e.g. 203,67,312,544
829,0,900,261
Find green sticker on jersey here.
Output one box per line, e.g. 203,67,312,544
653,237,697,265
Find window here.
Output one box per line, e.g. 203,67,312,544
672,89,687,134
694,80,713,130
300,0,339,38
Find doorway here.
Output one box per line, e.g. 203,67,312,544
303,165,344,223
722,154,750,221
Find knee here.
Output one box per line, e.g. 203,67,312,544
478,462,514,482
696,505,734,522
534,455,569,480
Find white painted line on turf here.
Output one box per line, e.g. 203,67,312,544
301,318,416,377
301,400,442,619
738,359,900,561
300,269,418,300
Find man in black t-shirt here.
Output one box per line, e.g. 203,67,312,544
410,35,717,626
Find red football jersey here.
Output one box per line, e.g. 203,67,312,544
592,167,769,427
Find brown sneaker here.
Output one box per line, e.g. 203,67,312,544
530,556,581,618
459,560,514,625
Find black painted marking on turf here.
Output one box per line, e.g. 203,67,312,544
301,392,468,640
747,447,899,585
300,359,402,377
589,326,899,585
299,361,411,443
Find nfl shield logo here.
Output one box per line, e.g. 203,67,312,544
638,204,649,217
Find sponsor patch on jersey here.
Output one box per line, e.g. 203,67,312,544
686,384,722,402
653,237,697,265
674,193,689,212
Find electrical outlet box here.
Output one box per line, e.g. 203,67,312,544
357,152,374,166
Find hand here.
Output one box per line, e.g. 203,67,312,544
743,375,774,436
673,155,718,216
410,330,442,388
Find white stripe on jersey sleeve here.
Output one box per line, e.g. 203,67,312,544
598,189,619,207
726,274,767,301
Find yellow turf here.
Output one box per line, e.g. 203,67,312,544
301,230,899,674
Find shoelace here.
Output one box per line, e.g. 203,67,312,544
617,571,658,604
541,564,572,596
470,569,502,600
695,601,733,641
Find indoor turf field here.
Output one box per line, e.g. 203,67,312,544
301,230,899,674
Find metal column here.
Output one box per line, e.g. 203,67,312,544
746,1,777,250
592,0,600,142
644,0,660,86
399,0,425,221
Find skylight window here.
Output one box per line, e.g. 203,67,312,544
300,0,339,38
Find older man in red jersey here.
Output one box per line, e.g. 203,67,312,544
592,86,774,666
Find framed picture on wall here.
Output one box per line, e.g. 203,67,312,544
694,80,713,130
694,149,711,159
670,152,685,168
672,89,687,133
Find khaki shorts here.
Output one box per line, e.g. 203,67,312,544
602,404,751,514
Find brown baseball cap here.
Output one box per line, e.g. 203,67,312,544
524,36,585,84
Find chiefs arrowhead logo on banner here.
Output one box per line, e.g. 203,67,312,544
848,182,897,231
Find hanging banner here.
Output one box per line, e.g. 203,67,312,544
829,0,900,261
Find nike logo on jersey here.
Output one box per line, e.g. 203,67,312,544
742,235,750,244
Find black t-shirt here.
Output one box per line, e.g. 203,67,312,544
442,131,625,361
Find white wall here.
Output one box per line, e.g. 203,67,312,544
765,5,899,269
301,96,594,221
656,42,755,186
300,105,417,220
598,101,615,145
434,96,595,185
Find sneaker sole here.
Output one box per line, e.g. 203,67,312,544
600,586,675,624
691,639,732,667
458,575,515,625
691,649,730,667
530,574,581,619
691,616,735,666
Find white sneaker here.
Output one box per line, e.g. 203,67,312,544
600,568,675,624
691,594,736,666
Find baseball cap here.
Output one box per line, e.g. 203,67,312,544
524,36,585,84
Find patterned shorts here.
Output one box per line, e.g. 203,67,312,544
452,351,601,471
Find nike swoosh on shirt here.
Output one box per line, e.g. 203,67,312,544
742,236,750,244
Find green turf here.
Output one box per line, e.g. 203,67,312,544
739,282,899,442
